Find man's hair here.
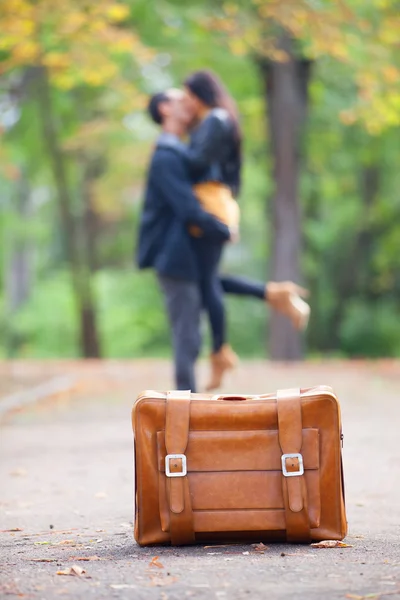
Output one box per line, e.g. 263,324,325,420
147,92,170,125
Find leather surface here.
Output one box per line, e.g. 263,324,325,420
132,387,347,546
165,391,195,545
277,388,310,542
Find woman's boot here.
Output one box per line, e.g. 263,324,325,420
265,281,310,330
206,344,238,391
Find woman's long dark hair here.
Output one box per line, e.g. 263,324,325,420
184,70,242,149
184,70,242,193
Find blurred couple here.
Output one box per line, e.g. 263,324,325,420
137,70,310,392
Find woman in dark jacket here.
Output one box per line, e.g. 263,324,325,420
183,71,242,390
161,71,310,390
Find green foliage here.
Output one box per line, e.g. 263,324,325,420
7,272,78,358
96,270,170,358
340,300,400,358
4,270,169,358
1,0,400,360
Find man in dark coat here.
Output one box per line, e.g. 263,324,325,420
137,89,231,391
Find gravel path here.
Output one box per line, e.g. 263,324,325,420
1,360,399,599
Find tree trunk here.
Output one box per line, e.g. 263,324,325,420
4,172,33,356
81,157,101,273
35,67,101,357
258,33,312,360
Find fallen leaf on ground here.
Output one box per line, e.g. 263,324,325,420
149,575,178,587
252,542,268,552
56,540,76,546
69,556,101,561
96,538,103,543
149,556,164,568
34,541,51,545
30,558,58,562
311,540,353,548
24,529,77,537
1,528,23,532
57,565,86,577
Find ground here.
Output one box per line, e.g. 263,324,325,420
0,360,399,600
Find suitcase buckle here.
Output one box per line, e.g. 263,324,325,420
165,454,187,477
281,453,304,477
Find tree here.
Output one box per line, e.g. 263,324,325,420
185,0,400,359
0,0,150,356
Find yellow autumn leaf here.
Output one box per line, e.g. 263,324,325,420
271,49,290,63
311,540,353,548
12,41,40,63
43,52,70,69
230,38,247,56
257,4,274,19
60,11,87,35
330,42,348,61
0,37,15,51
111,37,133,54
90,19,107,33
223,2,239,16
4,0,30,11
382,66,399,84
105,4,130,23
83,72,106,87
379,25,399,45
52,72,75,90
81,65,117,86
18,19,35,35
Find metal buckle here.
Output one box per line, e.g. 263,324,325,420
281,453,304,477
165,454,187,478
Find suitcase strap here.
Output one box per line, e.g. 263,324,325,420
165,391,195,545
277,388,311,543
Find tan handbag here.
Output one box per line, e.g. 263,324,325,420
132,386,347,546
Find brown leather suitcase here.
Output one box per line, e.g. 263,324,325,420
132,387,347,546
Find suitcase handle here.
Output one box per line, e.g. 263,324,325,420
212,393,276,401
212,394,254,401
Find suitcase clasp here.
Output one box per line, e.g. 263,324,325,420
281,453,304,477
165,454,187,477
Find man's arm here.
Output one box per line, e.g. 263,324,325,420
153,149,230,242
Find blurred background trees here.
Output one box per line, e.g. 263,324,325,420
1,0,399,360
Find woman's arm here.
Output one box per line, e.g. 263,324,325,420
185,112,228,171
157,111,229,173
